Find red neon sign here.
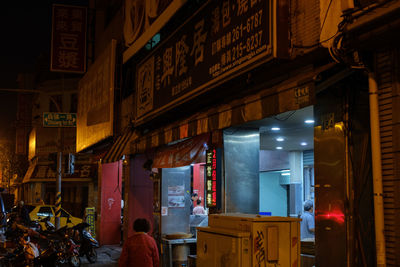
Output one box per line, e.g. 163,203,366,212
206,149,217,207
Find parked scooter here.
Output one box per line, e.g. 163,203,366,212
1,213,80,267
71,222,99,263
39,225,81,267
1,214,42,267
36,216,56,232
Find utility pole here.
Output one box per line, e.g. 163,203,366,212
55,151,62,229
0,88,63,229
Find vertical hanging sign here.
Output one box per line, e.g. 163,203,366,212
206,148,217,207
51,4,87,73
85,207,96,238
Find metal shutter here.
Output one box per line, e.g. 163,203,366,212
375,49,400,266
303,149,314,167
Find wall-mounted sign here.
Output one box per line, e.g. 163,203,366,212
322,113,335,131
85,207,96,238
123,0,187,62
50,4,87,73
22,163,97,183
76,40,116,152
294,84,311,106
43,112,77,127
136,0,273,124
206,148,218,207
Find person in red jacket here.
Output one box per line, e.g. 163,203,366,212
118,218,159,267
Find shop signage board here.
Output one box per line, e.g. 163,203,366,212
123,0,187,62
23,163,97,183
135,0,273,124
43,112,77,127
206,148,218,207
85,207,96,238
50,4,87,73
76,40,116,152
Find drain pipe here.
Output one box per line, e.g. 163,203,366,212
368,71,386,267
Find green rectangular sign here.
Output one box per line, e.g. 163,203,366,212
43,112,77,127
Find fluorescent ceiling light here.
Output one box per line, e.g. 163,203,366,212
304,119,314,124
276,146,283,150
276,137,284,142
300,142,307,146
271,127,280,131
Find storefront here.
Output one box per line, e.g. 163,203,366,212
120,0,382,265
126,134,212,266
126,65,379,266
22,161,97,218
222,105,314,217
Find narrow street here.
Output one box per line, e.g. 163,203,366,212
81,245,121,267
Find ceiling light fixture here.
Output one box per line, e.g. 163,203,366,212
300,142,307,146
276,146,283,150
276,137,284,142
271,127,280,131
304,119,315,124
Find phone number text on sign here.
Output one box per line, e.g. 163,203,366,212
135,0,272,122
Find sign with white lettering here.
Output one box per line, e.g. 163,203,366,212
136,0,273,123
43,112,77,127
50,4,87,73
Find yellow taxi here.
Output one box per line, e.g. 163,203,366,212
28,204,83,228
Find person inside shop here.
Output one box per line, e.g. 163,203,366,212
190,193,199,215
193,199,206,215
118,218,159,267
300,200,315,240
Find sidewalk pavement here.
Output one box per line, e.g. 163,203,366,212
81,244,122,267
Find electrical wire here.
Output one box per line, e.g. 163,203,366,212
274,110,296,121
292,0,336,49
292,31,339,49
320,0,334,36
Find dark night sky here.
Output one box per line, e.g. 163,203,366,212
1,1,89,140
0,4,52,138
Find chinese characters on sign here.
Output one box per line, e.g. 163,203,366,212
85,207,96,238
33,164,96,180
43,112,77,127
206,149,217,207
51,4,87,73
294,84,311,106
136,0,271,122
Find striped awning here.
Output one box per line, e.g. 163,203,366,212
131,64,333,154
102,129,138,163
